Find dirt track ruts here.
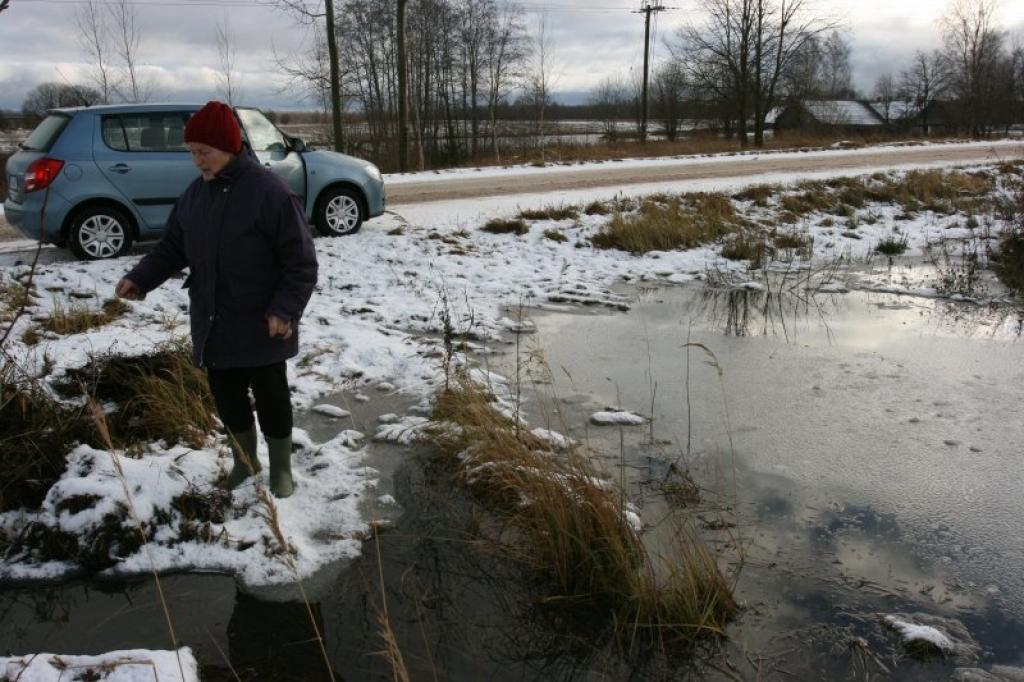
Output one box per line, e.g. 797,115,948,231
387,143,1024,205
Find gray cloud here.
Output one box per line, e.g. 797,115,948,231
0,0,1019,111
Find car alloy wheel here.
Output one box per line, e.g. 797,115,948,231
316,187,363,236
69,207,133,260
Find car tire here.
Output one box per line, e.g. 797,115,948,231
315,186,364,237
68,206,134,260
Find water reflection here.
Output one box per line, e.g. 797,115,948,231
686,271,1023,344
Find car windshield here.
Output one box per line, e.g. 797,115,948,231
236,108,288,152
20,114,70,152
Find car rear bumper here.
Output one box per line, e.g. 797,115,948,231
4,194,71,243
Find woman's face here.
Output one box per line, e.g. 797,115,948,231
187,142,233,181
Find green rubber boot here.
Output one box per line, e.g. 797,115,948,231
220,428,261,490
266,434,294,498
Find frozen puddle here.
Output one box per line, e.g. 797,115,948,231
500,279,1024,678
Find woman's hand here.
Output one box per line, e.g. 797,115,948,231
267,314,293,340
115,278,143,300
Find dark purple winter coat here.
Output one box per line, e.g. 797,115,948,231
126,153,318,369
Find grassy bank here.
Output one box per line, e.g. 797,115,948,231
429,375,736,651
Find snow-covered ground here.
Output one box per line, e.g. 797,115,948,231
0,157,1019,588
0,647,198,682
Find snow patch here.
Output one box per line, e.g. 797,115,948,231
312,404,351,418
0,647,199,682
590,410,647,426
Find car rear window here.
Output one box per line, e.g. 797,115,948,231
20,114,70,152
101,112,193,152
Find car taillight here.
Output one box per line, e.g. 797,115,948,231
24,158,65,193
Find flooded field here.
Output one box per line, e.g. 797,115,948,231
499,276,1024,679
3,273,1024,680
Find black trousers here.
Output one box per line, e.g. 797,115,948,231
206,362,293,439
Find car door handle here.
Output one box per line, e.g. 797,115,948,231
108,164,132,174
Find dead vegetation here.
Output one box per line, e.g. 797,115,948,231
592,193,747,254
429,375,736,650
0,340,216,513
57,339,217,450
517,204,580,221
779,170,998,220
481,217,530,235
991,187,1024,296
876,234,910,256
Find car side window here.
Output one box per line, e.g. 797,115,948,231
101,113,192,152
101,117,129,151
236,108,287,152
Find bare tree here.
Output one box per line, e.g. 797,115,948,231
276,0,344,150
675,0,833,147
942,0,1003,136
589,74,630,140
274,25,331,112
109,0,147,102
873,73,897,124
214,16,241,105
484,1,529,160
526,12,557,159
819,30,853,98
901,50,949,135
75,0,116,103
652,61,687,140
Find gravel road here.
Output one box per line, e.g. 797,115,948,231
2,142,1020,245
387,142,1024,205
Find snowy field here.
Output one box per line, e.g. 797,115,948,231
1,155,1020,594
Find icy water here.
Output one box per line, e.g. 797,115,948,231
498,280,1024,679
4,281,1024,680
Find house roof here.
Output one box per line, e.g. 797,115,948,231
803,101,885,126
867,100,921,120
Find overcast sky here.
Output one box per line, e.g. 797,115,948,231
0,0,1020,111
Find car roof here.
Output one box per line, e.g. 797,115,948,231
51,103,234,115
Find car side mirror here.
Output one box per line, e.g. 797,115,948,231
288,136,306,153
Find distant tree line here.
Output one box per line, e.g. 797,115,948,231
591,0,1023,146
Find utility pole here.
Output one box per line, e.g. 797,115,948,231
323,0,343,152
635,1,665,143
397,0,408,171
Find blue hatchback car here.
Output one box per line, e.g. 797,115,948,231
4,103,385,259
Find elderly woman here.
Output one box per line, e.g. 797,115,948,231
116,101,318,498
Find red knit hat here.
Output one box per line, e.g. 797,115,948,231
184,101,242,154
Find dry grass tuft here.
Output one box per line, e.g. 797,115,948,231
0,361,95,511
429,376,735,648
592,192,745,254
720,233,767,268
875,234,910,256
39,298,130,336
992,189,1024,295
1,339,218,511
518,204,579,221
542,229,568,243
732,184,776,206
481,217,530,235
58,339,217,450
0,277,35,320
